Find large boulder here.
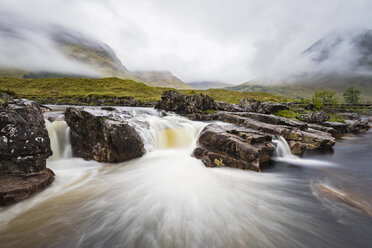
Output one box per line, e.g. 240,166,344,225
65,107,145,163
193,125,274,172
0,99,54,206
239,98,289,114
155,91,217,115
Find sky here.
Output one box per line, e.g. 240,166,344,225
1,0,372,84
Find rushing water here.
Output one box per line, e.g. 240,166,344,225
0,108,372,248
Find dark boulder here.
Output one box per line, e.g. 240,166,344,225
239,98,289,114
193,125,274,172
0,99,54,206
65,107,145,163
155,91,217,115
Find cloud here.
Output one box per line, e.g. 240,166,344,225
1,0,372,83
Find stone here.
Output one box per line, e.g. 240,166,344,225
155,90,217,115
215,102,243,112
239,98,289,114
297,111,330,123
288,141,306,156
0,99,54,206
193,125,274,172
65,107,145,163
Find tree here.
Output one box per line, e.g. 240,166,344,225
343,87,361,104
311,90,339,109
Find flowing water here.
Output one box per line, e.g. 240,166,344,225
0,108,372,248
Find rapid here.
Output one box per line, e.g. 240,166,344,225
0,107,371,248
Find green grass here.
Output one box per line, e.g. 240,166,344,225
275,110,297,119
0,77,292,104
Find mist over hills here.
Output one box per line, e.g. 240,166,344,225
0,18,190,88
187,82,232,90
228,30,372,102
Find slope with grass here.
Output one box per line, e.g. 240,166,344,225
132,71,192,89
227,76,372,102
0,77,291,104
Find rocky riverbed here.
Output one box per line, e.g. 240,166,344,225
0,91,370,206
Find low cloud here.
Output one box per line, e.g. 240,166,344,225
1,0,372,83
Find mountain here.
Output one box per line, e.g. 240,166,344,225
187,81,232,90
132,71,192,89
228,30,372,102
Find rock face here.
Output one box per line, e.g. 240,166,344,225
193,125,274,172
155,90,217,115
0,99,54,206
65,107,145,163
239,98,289,114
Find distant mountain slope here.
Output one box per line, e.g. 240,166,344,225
0,28,141,81
132,71,192,89
187,81,231,90
229,30,372,102
227,76,372,102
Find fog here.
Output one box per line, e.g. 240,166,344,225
1,0,372,84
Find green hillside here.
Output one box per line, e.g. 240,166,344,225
227,76,372,103
0,77,290,104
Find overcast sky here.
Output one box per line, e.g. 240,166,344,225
1,0,372,84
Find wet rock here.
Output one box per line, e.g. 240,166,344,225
217,113,335,150
239,98,289,114
345,120,369,133
322,121,348,134
155,90,217,115
297,111,329,123
0,169,54,206
341,112,360,120
307,124,337,137
65,107,145,163
234,112,308,130
193,125,274,172
288,141,306,156
215,102,243,112
0,99,54,206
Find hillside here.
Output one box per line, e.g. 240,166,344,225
229,30,372,102
187,81,232,90
0,77,290,104
227,76,372,102
132,71,192,89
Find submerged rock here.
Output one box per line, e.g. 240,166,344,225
193,125,274,172
65,107,145,163
155,90,217,115
0,99,54,206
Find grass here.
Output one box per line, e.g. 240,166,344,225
0,77,292,104
275,110,298,119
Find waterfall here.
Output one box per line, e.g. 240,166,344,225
45,120,72,161
272,136,336,167
131,114,206,151
272,136,298,159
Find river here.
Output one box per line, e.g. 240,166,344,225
0,107,371,248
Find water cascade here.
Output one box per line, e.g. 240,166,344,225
45,120,72,161
273,136,336,167
1,111,363,248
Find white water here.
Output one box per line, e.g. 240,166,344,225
45,120,72,161
273,136,336,167
0,111,348,248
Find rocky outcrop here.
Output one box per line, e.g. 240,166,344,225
297,111,330,123
0,99,54,206
155,90,217,115
216,102,243,112
217,113,335,151
65,107,145,163
239,98,289,114
193,125,274,171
